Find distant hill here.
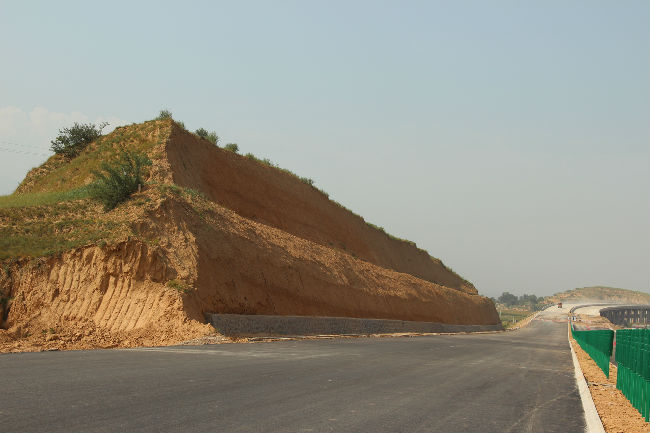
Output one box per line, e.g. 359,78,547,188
545,286,650,305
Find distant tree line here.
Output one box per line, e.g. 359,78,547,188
491,292,546,311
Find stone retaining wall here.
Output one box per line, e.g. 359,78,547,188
208,313,504,337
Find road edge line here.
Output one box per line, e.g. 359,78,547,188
568,325,606,433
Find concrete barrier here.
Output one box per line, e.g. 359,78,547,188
207,313,504,337
600,305,650,327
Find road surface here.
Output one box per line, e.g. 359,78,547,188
0,308,585,432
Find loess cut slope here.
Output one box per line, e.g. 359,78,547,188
165,124,477,294
0,119,500,351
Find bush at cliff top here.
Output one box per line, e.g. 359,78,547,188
50,122,108,159
157,109,173,120
195,128,219,145
224,143,239,153
90,149,151,211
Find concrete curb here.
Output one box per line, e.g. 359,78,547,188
568,324,606,433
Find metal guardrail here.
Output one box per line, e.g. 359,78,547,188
570,315,649,422
571,324,614,378
615,328,650,422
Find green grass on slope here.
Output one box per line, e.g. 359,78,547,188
0,199,121,259
0,186,93,209
17,120,165,194
0,218,120,259
0,121,167,259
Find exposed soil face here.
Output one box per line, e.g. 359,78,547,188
0,239,213,352
165,124,477,295
1,120,500,351
157,196,499,324
1,191,498,352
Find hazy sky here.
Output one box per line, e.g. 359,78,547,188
1,1,648,297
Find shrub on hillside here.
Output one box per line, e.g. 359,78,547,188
300,177,315,186
50,122,108,159
224,143,239,153
89,148,152,211
156,109,186,130
195,128,219,145
157,109,173,120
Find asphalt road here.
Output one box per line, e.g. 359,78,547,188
0,310,585,433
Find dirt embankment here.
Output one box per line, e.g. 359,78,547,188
164,124,477,295
154,196,498,324
0,239,211,352
1,191,499,352
0,119,500,351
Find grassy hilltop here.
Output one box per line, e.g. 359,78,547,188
0,119,167,259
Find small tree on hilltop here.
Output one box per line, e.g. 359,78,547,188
50,122,108,159
157,109,173,120
156,109,187,130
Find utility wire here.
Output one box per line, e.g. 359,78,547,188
0,140,52,152
0,146,51,157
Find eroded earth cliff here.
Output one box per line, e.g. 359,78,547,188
0,119,500,351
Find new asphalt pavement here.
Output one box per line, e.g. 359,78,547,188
0,308,585,432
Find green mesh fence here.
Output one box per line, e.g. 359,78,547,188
571,326,614,378
615,329,650,422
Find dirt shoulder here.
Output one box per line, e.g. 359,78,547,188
570,338,649,433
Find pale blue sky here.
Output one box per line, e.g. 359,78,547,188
1,1,648,297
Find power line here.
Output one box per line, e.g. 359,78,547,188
0,146,51,157
0,140,52,152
